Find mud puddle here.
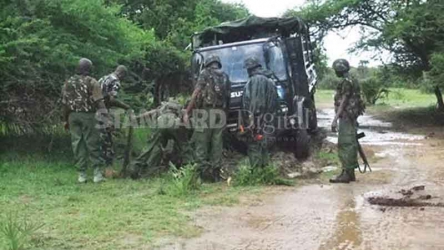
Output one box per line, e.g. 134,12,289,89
156,107,444,250
317,108,424,146
367,185,444,207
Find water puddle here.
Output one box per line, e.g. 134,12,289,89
318,109,424,146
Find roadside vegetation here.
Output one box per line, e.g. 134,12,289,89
2,0,444,249
0,151,265,249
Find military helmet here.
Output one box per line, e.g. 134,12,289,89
204,55,222,68
77,58,93,75
332,59,350,73
244,57,261,70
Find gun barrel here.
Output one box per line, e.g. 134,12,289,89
357,132,366,140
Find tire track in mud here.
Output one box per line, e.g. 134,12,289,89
156,109,444,250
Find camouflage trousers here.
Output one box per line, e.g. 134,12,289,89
338,117,359,170
69,112,104,173
100,130,115,167
193,126,224,181
247,136,271,168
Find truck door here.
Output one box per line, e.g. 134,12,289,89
284,35,309,99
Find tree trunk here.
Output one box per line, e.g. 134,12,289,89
434,86,444,111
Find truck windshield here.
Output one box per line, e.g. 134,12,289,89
193,43,286,83
193,42,287,84
195,43,264,83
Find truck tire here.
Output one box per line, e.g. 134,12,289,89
294,129,310,160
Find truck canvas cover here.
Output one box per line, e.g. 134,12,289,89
192,15,308,49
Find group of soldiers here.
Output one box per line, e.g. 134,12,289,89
61,56,364,184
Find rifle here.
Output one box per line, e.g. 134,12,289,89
356,132,372,173
121,125,134,177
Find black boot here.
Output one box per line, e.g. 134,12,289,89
348,169,356,182
329,169,352,184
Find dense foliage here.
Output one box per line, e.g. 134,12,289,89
0,0,249,134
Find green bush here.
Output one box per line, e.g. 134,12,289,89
360,77,389,105
0,0,154,134
160,163,201,197
317,72,340,90
233,165,294,186
430,53,444,89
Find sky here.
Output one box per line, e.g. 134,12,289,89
221,0,388,67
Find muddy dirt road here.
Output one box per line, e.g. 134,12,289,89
158,108,444,250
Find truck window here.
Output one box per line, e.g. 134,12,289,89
198,43,266,84
267,44,287,81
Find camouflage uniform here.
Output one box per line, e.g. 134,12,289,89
129,102,192,178
62,74,105,181
330,59,365,183
97,73,122,167
243,58,279,168
334,75,363,170
192,55,230,182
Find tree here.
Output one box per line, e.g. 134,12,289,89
114,0,249,48
0,0,153,134
286,0,444,109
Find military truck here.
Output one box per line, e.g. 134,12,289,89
191,15,318,159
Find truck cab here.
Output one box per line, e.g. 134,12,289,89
191,16,318,159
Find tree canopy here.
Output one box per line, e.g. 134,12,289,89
0,0,249,134
285,0,444,109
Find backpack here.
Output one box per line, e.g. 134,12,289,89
198,68,229,108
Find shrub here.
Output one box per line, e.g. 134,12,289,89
161,163,201,197
317,73,340,90
233,165,294,186
360,77,389,105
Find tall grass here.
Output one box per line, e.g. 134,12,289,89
159,163,201,197
0,213,44,250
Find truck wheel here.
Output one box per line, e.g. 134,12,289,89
294,129,310,160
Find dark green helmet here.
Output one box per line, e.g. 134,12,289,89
205,55,222,68
244,57,261,70
332,59,350,73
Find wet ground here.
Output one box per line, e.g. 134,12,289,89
156,107,444,250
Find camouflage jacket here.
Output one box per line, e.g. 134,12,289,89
242,69,279,116
98,73,121,107
334,76,365,119
141,101,183,129
195,67,230,109
61,75,103,113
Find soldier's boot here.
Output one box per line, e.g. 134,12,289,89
78,171,87,184
348,169,356,182
329,169,352,184
93,168,106,183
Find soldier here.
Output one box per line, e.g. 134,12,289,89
242,57,279,168
184,55,230,182
98,65,131,169
330,59,365,184
128,100,192,179
62,58,110,183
